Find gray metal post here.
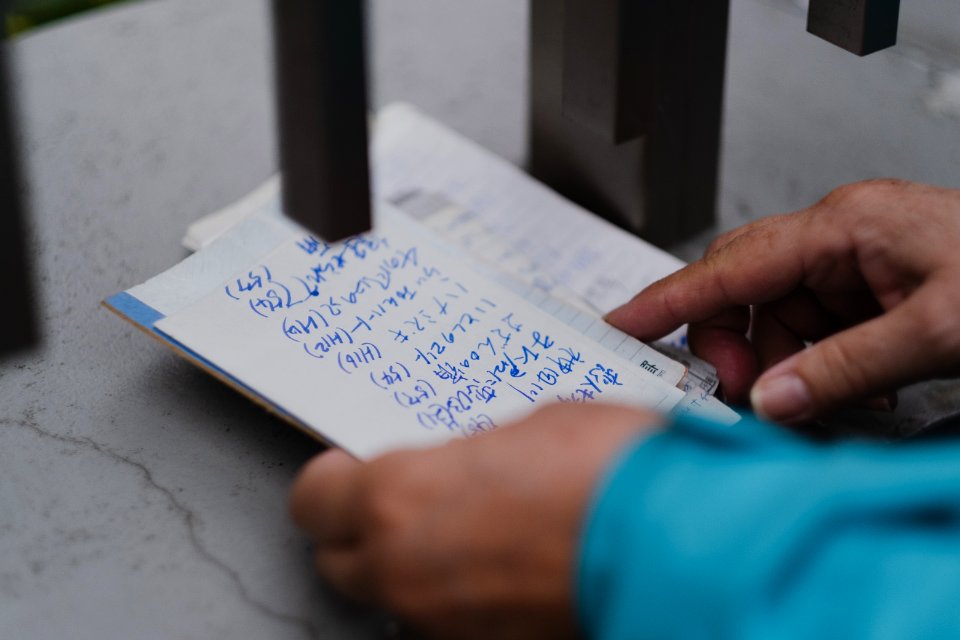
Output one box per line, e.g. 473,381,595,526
529,0,730,247
807,0,901,56
0,29,37,354
271,0,372,242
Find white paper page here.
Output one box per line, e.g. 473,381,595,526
390,190,719,393
670,388,741,425
159,192,691,387
133,213,295,316
373,105,687,327
182,176,282,251
182,105,689,346
156,207,684,460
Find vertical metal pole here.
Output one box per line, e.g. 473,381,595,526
529,0,729,247
561,0,654,144
272,0,372,242
0,30,37,354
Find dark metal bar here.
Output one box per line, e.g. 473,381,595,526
644,0,729,244
272,0,372,242
561,0,654,144
0,33,37,354
530,0,729,246
808,0,901,56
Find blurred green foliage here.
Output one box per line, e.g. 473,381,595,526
5,0,132,36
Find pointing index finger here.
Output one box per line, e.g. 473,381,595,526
606,212,833,340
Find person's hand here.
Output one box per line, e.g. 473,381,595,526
289,403,662,640
606,179,960,423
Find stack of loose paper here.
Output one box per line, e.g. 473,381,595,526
106,104,738,460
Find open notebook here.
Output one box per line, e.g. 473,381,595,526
105,104,739,460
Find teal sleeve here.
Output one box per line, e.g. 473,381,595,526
577,414,960,640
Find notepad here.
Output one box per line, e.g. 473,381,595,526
106,104,739,459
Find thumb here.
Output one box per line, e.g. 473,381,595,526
750,287,955,422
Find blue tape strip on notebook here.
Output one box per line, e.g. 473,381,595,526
104,291,298,424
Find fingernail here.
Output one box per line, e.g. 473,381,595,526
751,374,812,422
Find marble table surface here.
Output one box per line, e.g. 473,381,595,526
2,0,958,638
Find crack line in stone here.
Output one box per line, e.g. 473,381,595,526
2,417,319,639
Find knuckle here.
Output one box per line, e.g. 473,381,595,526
818,179,908,214
657,286,684,326
659,276,700,322
746,223,782,253
705,228,740,255
706,215,790,257
357,454,419,534
820,182,865,209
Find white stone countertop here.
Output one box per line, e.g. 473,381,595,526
2,0,959,638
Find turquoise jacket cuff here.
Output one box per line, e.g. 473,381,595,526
577,414,960,639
